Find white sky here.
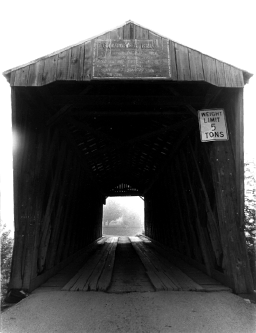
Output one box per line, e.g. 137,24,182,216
0,0,255,232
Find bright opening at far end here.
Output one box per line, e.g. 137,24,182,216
102,196,144,236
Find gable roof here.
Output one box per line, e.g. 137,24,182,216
3,20,253,87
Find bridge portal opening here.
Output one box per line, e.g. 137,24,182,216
102,196,144,236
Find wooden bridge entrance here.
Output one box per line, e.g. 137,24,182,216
3,21,254,297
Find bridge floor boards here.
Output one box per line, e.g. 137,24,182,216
62,237,118,291
45,235,231,293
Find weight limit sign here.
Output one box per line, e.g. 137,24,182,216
198,109,229,142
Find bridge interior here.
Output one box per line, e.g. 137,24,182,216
9,77,253,295
38,80,202,196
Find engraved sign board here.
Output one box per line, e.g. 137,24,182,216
93,39,171,79
198,109,229,142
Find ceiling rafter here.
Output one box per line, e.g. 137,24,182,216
75,117,193,163
66,117,120,144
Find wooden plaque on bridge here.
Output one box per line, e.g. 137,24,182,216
93,39,171,79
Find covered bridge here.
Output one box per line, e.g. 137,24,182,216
3,21,254,295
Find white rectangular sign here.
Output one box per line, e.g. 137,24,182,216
198,109,229,142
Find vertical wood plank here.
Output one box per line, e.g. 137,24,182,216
209,141,254,293
42,55,58,85
67,45,80,80
55,158,81,264
135,26,149,39
110,29,119,39
117,27,123,39
202,55,218,85
14,67,30,86
123,23,131,39
187,142,223,266
37,139,66,272
175,159,204,263
233,89,245,228
10,71,16,86
215,60,227,87
179,151,214,276
45,147,72,270
175,43,191,81
170,166,194,258
56,49,71,80
169,41,177,80
229,67,244,87
9,89,25,289
27,60,45,86
78,43,85,81
188,49,204,81
223,63,233,87
83,42,92,80
148,30,161,41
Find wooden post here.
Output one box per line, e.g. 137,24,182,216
209,140,254,293
179,151,214,276
9,88,26,289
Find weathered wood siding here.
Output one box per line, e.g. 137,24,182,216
10,87,104,291
144,89,254,294
4,22,248,87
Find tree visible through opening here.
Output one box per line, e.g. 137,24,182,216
102,196,144,236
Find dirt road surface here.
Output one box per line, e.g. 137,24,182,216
2,290,256,333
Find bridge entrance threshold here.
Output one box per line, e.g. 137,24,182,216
34,236,231,294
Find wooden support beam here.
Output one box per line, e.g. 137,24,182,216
209,140,254,293
163,170,183,253
188,141,223,266
169,167,192,257
73,110,190,116
52,94,203,108
45,147,74,270
174,158,204,264
179,151,214,276
37,139,67,273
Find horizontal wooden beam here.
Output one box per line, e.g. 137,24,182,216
73,110,190,116
52,95,203,107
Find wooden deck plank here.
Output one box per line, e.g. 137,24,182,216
133,237,203,291
61,236,110,291
138,235,231,292
97,237,118,291
130,237,180,291
129,238,166,291
84,237,117,291
72,241,113,291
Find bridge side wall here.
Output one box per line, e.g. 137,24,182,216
9,87,104,291
144,88,254,294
